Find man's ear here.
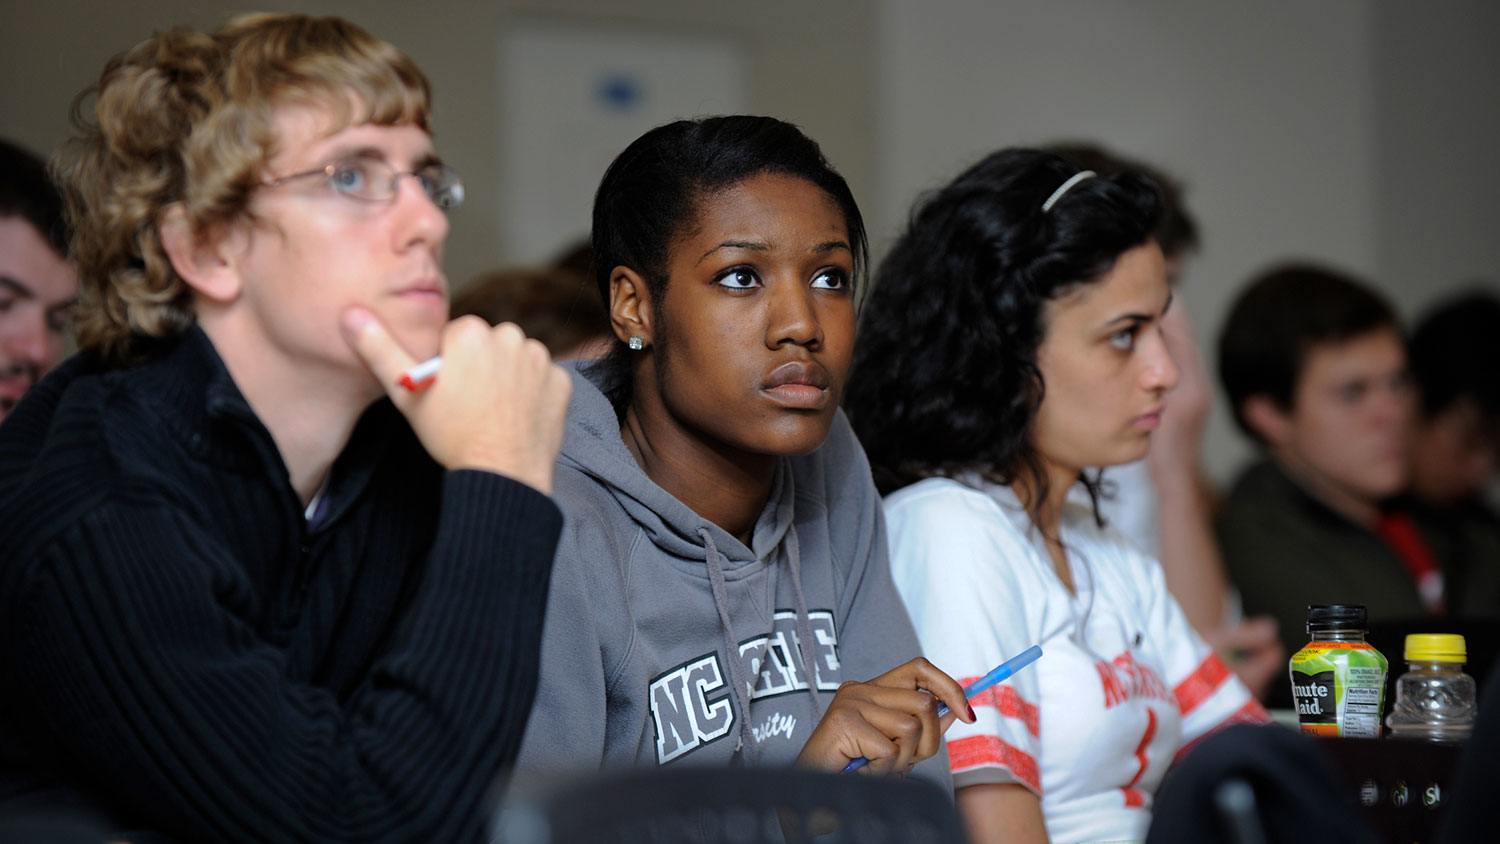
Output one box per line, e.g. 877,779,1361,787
157,204,245,304
1243,394,1292,447
609,266,654,350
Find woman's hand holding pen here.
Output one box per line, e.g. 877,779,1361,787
341,308,571,494
795,657,975,776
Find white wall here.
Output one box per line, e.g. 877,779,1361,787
5,0,1498,481
876,0,1407,482
0,0,876,295
1373,2,1500,316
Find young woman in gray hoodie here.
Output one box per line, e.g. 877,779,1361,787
513,116,974,780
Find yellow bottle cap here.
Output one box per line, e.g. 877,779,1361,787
1404,633,1467,663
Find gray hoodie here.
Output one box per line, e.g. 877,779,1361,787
514,364,948,781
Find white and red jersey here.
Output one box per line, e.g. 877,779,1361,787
886,478,1267,844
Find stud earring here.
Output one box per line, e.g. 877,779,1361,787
628,336,644,351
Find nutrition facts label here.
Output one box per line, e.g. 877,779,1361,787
1341,665,1386,737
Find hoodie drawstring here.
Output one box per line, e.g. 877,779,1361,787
700,528,758,760
783,529,824,721
700,526,825,760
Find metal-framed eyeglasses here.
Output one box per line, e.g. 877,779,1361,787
261,155,465,210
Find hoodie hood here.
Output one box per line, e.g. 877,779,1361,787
557,360,817,758
516,361,942,778
558,361,796,570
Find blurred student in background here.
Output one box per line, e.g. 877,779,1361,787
1217,265,1446,675
452,264,612,360
0,139,76,424
1404,289,1500,615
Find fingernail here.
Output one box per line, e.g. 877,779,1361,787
967,704,976,722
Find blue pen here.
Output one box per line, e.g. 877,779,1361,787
842,644,1043,773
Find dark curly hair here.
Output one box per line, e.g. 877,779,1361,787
844,148,1162,524
586,115,867,413
1042,141,1198,262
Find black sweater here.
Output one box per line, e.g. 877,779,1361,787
0,328,562,842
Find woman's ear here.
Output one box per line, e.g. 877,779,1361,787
157,204,245,305
609,266,654,350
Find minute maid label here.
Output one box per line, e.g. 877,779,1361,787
1290,642,1387,737
1292,670,1337,725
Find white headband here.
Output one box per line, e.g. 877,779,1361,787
1041,170,1097,213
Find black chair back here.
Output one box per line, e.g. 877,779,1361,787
495,767,966,844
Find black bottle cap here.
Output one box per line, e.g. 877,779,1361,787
1306,604,1368,632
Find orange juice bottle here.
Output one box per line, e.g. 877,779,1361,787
1289,604,1388,737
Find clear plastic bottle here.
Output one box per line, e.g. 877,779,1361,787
1385,633,1478,743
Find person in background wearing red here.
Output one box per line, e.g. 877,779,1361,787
1217,265,1453,698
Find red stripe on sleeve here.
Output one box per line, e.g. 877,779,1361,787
1172,653,1231,715
1122,787,1146,808
947,735,1042,794
962,678,1041,738
1173,699,1272,764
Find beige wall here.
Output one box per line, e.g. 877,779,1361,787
0,0,876,292
6,0,1499,481
1373,1,1500,317
875,0,1500,481
876,0,1382,481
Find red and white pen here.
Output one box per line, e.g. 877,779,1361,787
398,355,443,391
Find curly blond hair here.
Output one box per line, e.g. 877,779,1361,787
57,13,432,365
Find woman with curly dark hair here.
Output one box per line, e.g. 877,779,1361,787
845,148,1266,844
